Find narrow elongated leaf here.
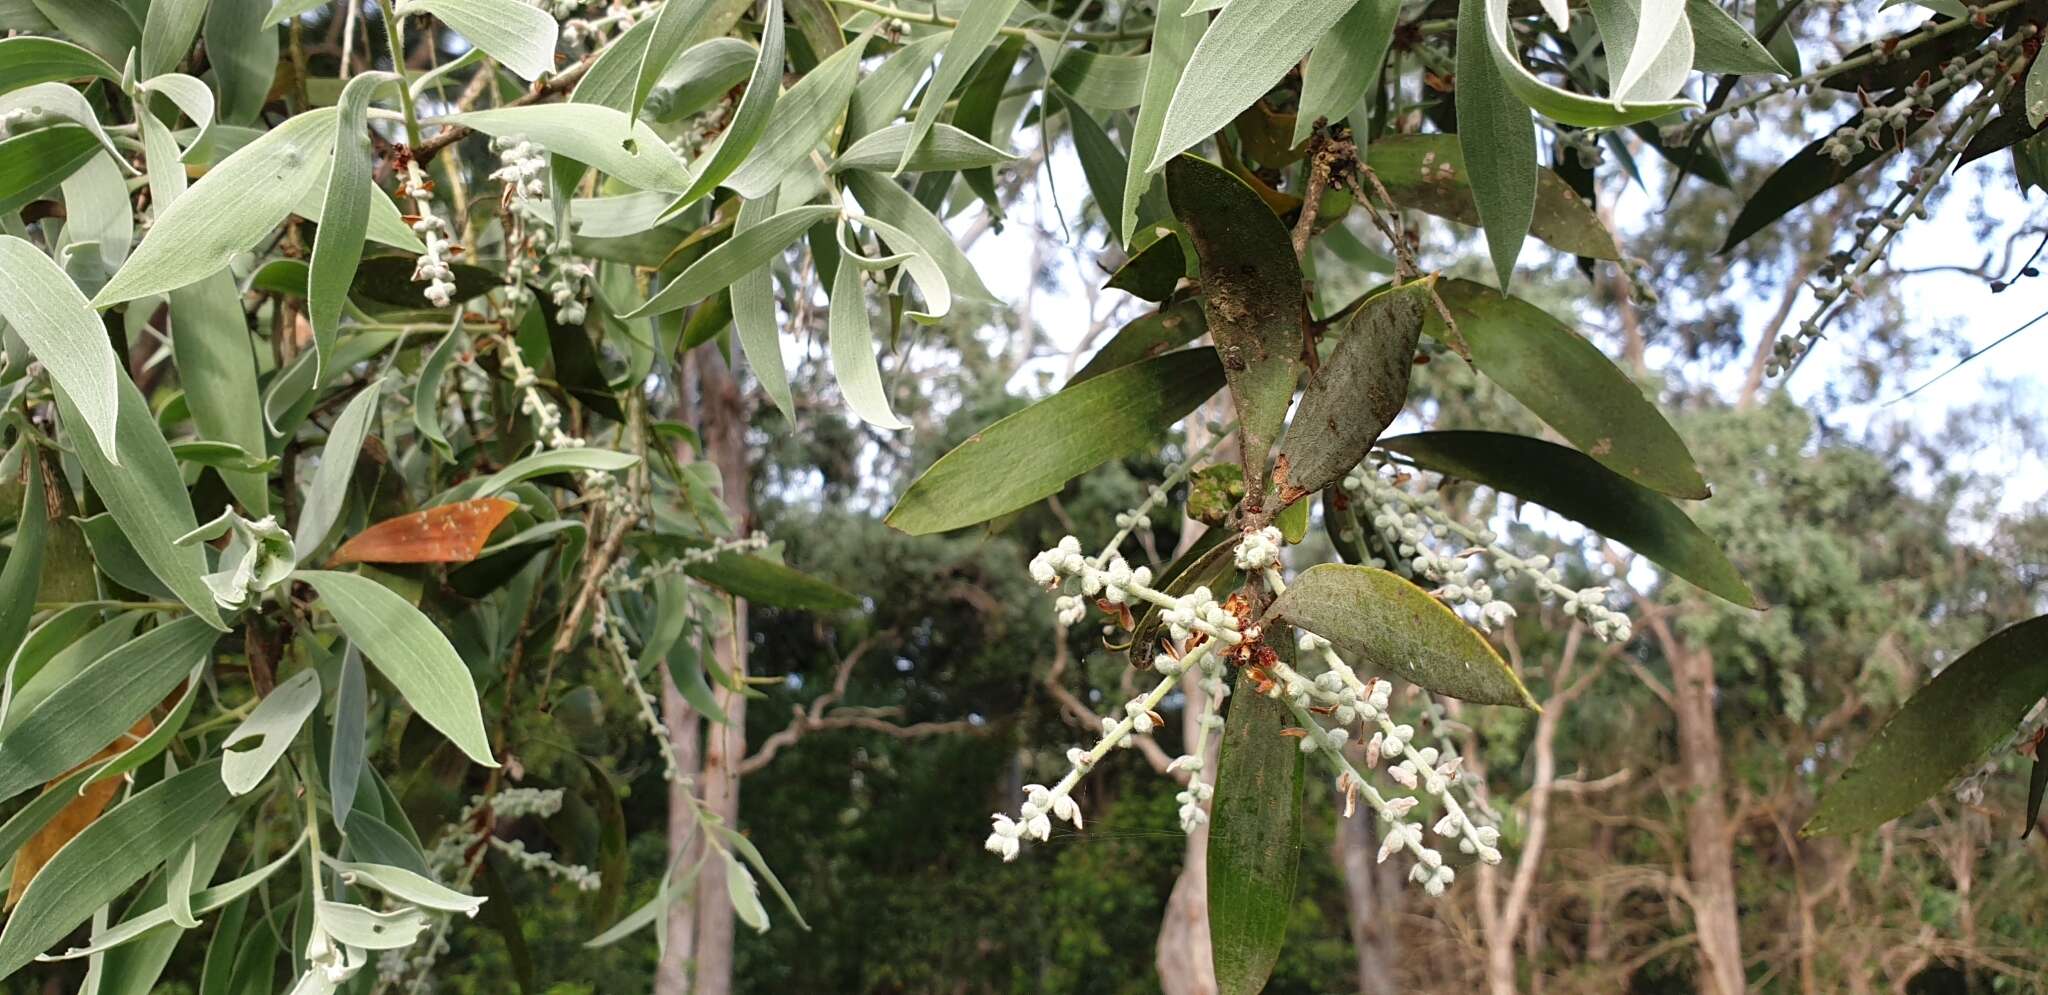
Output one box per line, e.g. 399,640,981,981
675,0,784,207
1166,155,1303,471
204,0,279,124
317,901,432,949
442,105,693,192
1271,564,1535,710
1208,665,1304,995
0,616,218,805
1598,0,1691,104
0,237,123,461
0,453,48,674
955,35,1024,213
1070,297,1208,384
31,0,138,64
166,272,269,514
329,646,366,829
1456,0,1536,287
95,108,333,305
833,122,1018,174
0,760,230,980
572,1,749,112
885,348,1225,534
1427,279,1707,497
0,126,98,214
1150,0,1357,170
665,544,858,612
1052,89,1127,244
220,668,320,794
628,0,719,122
56,373,225,628
460,449,641,499
841,170,994,302
413,316,463,458
896,0,1022,174
624,205,837,317
1381,430,1759,607
729,194,794,420
847,213,952,321
1366,134,1619,259
1720,107,1933,252
41,837,300,962
1292,0,1398,147
394,0,558,81
331,499,518,567
0,37,118,93
5,714,150,909
139,0,207,77
1686,0,1788,75
293,381,382,563
724,28,869,199
330,860,484,915
1479,0,1698,126
1120,0,1201,244
843,30,950,143
297,570,497,767
1272,282,1426,503
1806,615,2048,836
827,246,907,430
307,73,395,397
1048,48,1148,110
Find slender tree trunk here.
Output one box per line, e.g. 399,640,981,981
1156,664,1217,995
692,347,752,995
657,673,703,994
1335,806,1402,993
1665,630,1745,995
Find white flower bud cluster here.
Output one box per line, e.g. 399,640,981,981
1232,525,1284,571
596,600,681,782
489,836,602,891
403,161,460,308
558,1,650,47
1164,648,1230,833
611,532,772,593
1341,466,1631,643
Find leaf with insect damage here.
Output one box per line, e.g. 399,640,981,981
330,498,520,566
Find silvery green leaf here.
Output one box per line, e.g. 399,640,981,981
166,271,269,514
672,0,784,209
293,380,382,562
1456,0,1536,287
1149,0,1358,171
826,243,906,431
707,822,807,929
840,170,993,302
0,236,123,459
1594,0,1693,105
844,30,950,143
0,761,229,979
94,107,334,305
0,82,122,163
1685,0,1787,75
625,0,721,121
731,194,793,420
1291,0,1398,148
832,122,1019,174
570,191,674,238
440,104,692,192
26,0,137,64
0,37,119,95
1478,0,1697,127
393,0,558,81
585,887,670,947
58,153,129,280
219,668,321,795
2030,37,2048,127
895,0,1021,174
1120,0,1200,245
328,860,486,916
724,27,869,199
139,0,206,78
329,645,367,828
294,152,424,252
455,447,642,499
723,853,769,933
38,834,301,961
308,73,398,393
296,570,497,768
314,901,432,950
624,204,838,318
205,0,278,124
846,213,951,322
413,316,464,459
165,847,198,929
265,0,332,25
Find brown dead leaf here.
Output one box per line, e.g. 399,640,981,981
328,497,519,566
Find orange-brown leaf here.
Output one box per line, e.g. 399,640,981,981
7,717,154,908
329,497,518,566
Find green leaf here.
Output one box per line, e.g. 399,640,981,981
707,821,808,929
1721,105,1931,253
0,452,48,671
1594,0,1692,105
1103,234,1187,302
1165,155,1303,470
292,380,381,563
723,853,770,932
843,30,950,144
833,122,1019,174
827,244,906,430
2027,751,2048,839
1208,665,1304,995
1428,279,1707,497
0,615,219,804
1805,615,2048,837
0,125,98,215
1292,0,1398,147
307,73,396,397
41,836,300,963
441,105,693,192
538,293,626,422
28,0,137,64
1052,89,1127,245
627,0,718,122
1272,281,1425,502
627,204,836,318
1047,48,1147,111
220,667,320,795
95,107,334,305
572,1,750,113
329,645,367,828
204,0,279,124
1477,0,1699,127
1149,0,1358,171
724,27,869,199
1269,563,1538,707
139,0,206,77
673,0,783,207
56,371,225,627
329,859,485,915
678,548,858,612
1686,0,1789,75
1366,134,1619,260
840,170,994,303
166,272,270,514
1070,296,1208,384
731,195,793,420
317,900,432,949
1380,430,1760,607
1455,0,1536,287
394,0,558,81
297,570,497,768
896,0,1022,174
0,37,118,94
885,348,1225,534
1120,0,1201,245
0,236,123,460
846,212,953,322
460,448,641,499
414,317,465,459
0,760,230,980
954,35,1024,214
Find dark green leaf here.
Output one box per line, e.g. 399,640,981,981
1455,0,1537,286
1722,108,1939,252
1102,236,1186,302
1368,134,1618,259
1208,665,1304,995
1272,281,1425,503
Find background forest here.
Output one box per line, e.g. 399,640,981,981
1,0,2046,993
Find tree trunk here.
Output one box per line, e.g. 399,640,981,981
1156,665,1217,995
1335,806,1402,993
691,346,753,995
1668,634,1746,995
656,669,703,995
